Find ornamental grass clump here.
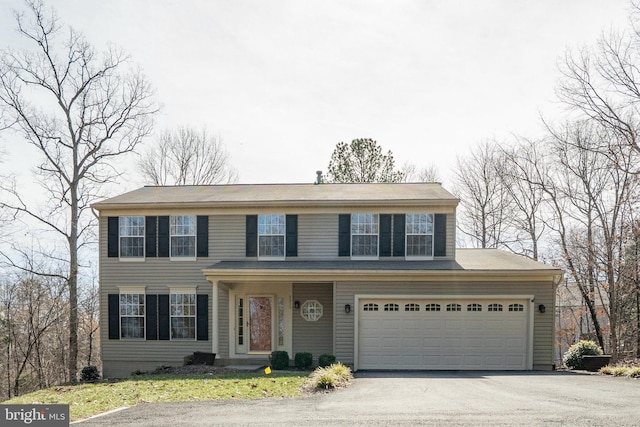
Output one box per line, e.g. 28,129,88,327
562,340,603,369
600,365,640,377
307,363,353,390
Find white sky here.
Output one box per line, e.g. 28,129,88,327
0,0,634,190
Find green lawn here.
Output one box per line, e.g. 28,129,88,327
4,372,309,422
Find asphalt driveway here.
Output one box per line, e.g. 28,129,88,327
76,371,640,426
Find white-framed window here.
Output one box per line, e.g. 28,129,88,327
258,214,285,258
425,303,441,312
170,291,196,340
488,303,503,312
384,303,399,312
363,303,378,311
405,303,420,312
278,298,285,346
405,213,433,258
351,213,378,258
237,298,244,346
509,303,524,312
446,303,461,312
467,303,482,312
120,216,145,258
301,300,323,321
119,292,145,339
170,215,196,258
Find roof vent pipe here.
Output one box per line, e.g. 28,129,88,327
315,170,323,185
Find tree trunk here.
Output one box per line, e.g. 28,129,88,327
68,183,79,383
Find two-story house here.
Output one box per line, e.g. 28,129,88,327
93,182,562,378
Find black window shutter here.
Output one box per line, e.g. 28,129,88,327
338,214,351,257
197,294,209,341
158,216,170,258
393,214,406,257
197,215,209,257
434,214,447,257
108,294,119,339
146,294,158,340
145,216,157,258
107,217,119,258
158,294,170,340
246,215,258,257
286,215,298,257
379,214,392,257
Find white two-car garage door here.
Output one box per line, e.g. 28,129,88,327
357,298,531,370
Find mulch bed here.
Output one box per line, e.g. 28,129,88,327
148,365,241,375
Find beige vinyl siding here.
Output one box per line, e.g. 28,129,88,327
297,214,338,259
296,212,456,261
445,212,456,260
334,280,555,370
210,215,245,259
292,283,334,359
99,217,216,378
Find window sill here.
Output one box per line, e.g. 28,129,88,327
119,257,145,262
350,256,379,261
170,257,197,262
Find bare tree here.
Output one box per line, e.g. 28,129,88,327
497,138,550,260
139,126,238,185
401,161,441,183
542,120,637,357
619,218,640,358
0,271,66,397
556,5,640,166
453,140,515,248
0,0,157,382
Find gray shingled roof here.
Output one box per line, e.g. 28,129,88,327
204,249,560,273
92,182,458,209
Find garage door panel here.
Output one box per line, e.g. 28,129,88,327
359,298,529,370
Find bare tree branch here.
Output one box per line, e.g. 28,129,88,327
0,0,158,382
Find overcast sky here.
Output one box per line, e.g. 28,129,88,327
0,0,633,190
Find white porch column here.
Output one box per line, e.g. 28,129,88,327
211,280,219,354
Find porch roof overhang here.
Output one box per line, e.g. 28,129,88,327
202,257,564,284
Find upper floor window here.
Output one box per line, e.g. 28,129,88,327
351,213,378,258
170,292,196,340
120,292,145,339
170,215,196,258
405,213,433,258
258,214,285,258
120,216,144,258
